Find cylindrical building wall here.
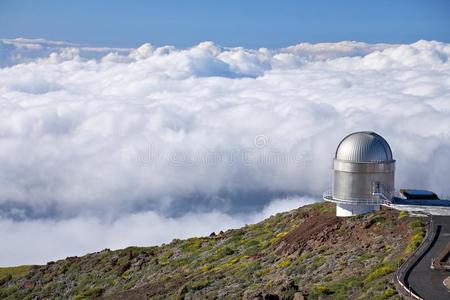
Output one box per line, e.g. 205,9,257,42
332,160,395,202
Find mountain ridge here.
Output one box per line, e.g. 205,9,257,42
0,202,425,299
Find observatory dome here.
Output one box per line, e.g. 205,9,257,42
335,131,393,163
324,131,396,217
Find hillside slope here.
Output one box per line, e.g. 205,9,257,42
0,202,425,300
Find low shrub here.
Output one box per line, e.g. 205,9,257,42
277,259,291,268
364,264,396,283
310,283,334,297
190,278,209,291
398,210,409,219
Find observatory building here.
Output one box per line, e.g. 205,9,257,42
323,131,395,217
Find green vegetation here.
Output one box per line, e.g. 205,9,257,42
74,286,103,299
364,263,397,283
0,265,32,281
0,202,420,299
277,258,291,268
405,219,426,254
398,210,409,219
314,202,334,213
310,255,326,270
327,276,362,299
307,257,400,300
310,283,334,297
357,252,375,263
190,278,210,291
383,287,397,298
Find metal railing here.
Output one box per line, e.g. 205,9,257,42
372,181,395,203
395,277,422,300
323,190,388,205
323,181,394,205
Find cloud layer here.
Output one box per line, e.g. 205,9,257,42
0,38,449,265
0,195,315,266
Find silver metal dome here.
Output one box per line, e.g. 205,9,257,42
335,131,393,162
324,131,396,216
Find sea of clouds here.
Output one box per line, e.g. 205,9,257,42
0,38,449,265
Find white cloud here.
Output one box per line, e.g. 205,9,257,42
0,38,450,265
0,196,316,266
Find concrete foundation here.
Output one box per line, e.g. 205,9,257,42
336,203,380,217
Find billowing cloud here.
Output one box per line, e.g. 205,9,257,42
0,196,315,266
0,38,449,265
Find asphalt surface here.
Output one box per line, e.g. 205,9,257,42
406,216,450,300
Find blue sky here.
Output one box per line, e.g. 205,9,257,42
0,0,449,48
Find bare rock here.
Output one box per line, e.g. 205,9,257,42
264,294,279,300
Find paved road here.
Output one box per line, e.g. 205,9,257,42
406,216,450,300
